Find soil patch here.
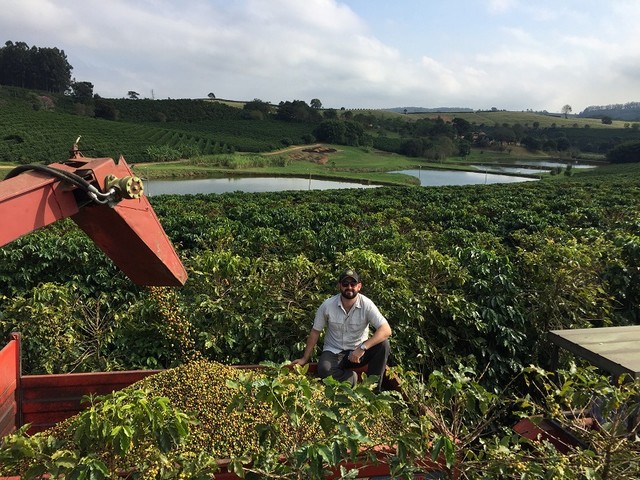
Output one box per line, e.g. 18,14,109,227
302,146,337,154
282,146,338,165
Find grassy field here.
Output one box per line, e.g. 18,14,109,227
0,142,577,185
133,144,424,185
132,142,607,186
410,111,628,128
201,96,631,129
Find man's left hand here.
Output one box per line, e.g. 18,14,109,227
349,348,364,363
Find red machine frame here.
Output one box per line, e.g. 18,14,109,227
0,145,186,286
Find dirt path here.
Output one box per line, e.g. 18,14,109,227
263,143,325,155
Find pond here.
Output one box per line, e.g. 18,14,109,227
145,176,379,196
470,159,598,175
390,169,537,186
144,169,537,196
145,169,535,197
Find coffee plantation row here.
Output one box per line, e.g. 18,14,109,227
0,92,316,164
0,105,309,164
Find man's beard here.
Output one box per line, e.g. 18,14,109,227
341,289,357,299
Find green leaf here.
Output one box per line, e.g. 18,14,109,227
442,436,455,468
431,436,444,462
317,444,333,464
116,425,134,455
229,457,246,478
24,464,48,479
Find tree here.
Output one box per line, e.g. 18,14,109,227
0,41,72,92
601,115,613,125
243,98,272,116
452,117,472,137
314,120,346,144
276,100,319,122
492,126,516,145
512,123,525,141
607,141,640,164
94,100,119,120
556,137,571,151
310,98,322,109
128,91,140,100
323,108,337,119
343,120,367,146
561,104,572,119
313,120,367,146
458,139,471,158
400,138,425,157
521,135,542,151
69,81,94,103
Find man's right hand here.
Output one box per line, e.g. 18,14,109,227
290,358,307,366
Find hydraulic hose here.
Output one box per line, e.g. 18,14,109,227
5,164,117,205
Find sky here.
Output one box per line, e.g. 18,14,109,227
1,0,638,113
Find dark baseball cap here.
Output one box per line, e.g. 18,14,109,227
338,269,360,283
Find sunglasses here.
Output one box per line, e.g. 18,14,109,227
341,280,358,287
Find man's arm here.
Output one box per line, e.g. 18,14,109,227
362,322,391,350
349,322,391,363
291,328,322,366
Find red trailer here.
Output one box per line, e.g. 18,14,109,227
0,333,449,479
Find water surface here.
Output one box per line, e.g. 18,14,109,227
146,176,378,196
392,169,537,186
145,169,537,195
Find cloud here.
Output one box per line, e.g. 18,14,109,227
0,0,639,110
486,0,518,14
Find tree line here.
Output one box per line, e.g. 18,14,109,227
580,101,640,121
0,41,72,93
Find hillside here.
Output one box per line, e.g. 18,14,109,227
2,84,640,169
374,108,630,129
385,106,474,114
3,88,640,479
0,86,316,164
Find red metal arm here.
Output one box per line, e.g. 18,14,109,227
0,151,187,286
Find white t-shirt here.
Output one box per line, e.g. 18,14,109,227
312,293,388,354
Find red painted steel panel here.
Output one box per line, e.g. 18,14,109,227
20,369,161,389
0,403,16,438
0,334,19,438
72,199,187,286
20,370,161,433
513,417,585,453
0,170,79,247
0,155,187,286
69,156,187,286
